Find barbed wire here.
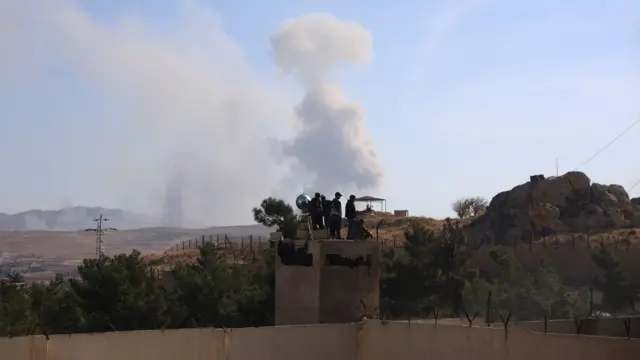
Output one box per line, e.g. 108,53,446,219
376,295,636,338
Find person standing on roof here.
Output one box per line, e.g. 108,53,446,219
345,194,357,239
310,192,324,229
321,194,331,234
330,192,343,239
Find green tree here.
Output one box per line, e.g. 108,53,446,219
28,274,83,335
70,251,169,332
487,248,538,319
0,278,32,337
451,197,488,218
381,221,468,318
253,197,298,239
591,244,637,312
461,277,494,316
167,244,274,328
469,197,488,216
533,260,568,318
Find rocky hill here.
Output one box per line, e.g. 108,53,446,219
467,171,640,245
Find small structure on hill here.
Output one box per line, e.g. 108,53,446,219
355,196,386,212
272,194,380,325
393,210,409,217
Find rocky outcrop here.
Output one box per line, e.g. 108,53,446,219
468,172,636,245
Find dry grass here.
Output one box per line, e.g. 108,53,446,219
141,212,640,270
148,213,473,267
0,227,268,260
362,212,477,246
144,241,272,270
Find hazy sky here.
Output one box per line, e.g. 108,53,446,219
1,0,638,226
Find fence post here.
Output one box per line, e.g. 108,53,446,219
499,311,511,330
624,318,631,338
589,287,594,315
485,291,492,326
216,234,220,248
249,235,254,251
573,316,583,335
201,235,205,247
464,310,479,327
188,239,192,249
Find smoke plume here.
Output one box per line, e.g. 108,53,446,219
270,14,385,194
0,3,383,226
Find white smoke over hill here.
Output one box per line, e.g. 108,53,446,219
271,14,385,194
0,2,383,227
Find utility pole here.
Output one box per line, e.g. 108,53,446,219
85,214,117,259
94,214,108,258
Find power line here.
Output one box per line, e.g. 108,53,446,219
574,118,640,171
628,178,640,193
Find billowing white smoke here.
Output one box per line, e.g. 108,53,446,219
270,14,385,194
0,3,384,226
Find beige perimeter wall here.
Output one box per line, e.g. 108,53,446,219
1,320,638,360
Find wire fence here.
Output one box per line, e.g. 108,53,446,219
165,226,640,253
375,295,640,338
163,234,270,265
162,228,640,286
165,234,269,253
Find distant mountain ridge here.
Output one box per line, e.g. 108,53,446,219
0,207,162,231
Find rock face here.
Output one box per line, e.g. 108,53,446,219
469,172,638,245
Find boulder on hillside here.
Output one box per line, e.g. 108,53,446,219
467,171,634,245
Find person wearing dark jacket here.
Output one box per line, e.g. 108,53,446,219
308,192,318,227
321,195,331,233
345,195,357,239
310,192,324,229
330,192,343,239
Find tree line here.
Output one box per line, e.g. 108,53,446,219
0,197,636,337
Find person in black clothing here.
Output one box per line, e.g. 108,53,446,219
330,192,343,239
308,192,319,228
345,194,357,239
321,194,331,233
310,192,324,229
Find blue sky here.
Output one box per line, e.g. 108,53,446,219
0,0,638,225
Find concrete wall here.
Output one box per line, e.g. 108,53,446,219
0,335,47,360
275,240,380,325
359,321,640,360
518,317,640,338
318,241,380,323
2,320,640,360
46,328,225,360
275,261,320,325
